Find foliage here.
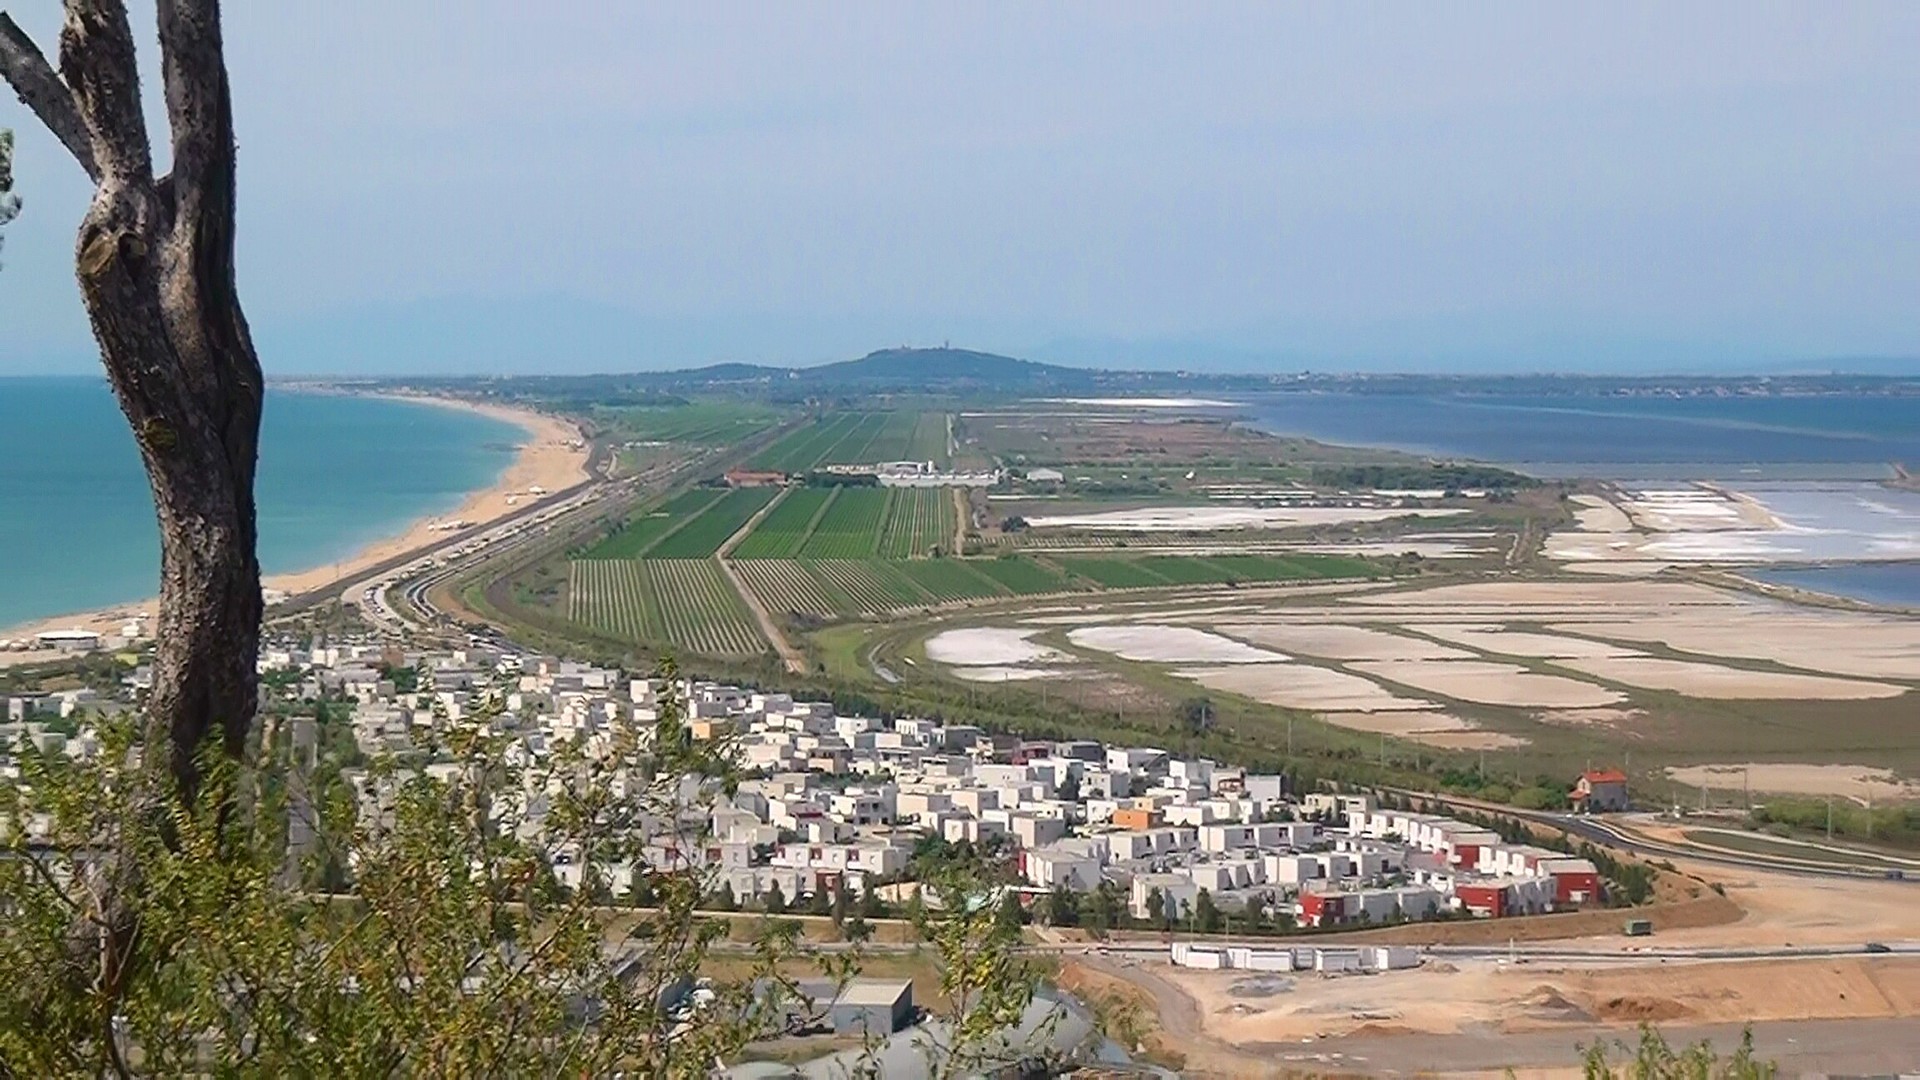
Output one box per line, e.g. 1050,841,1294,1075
1750,797,1920,850
1580,1024,1774,1079
0,129,17,264
1309,462,1538,491
1193,888,1222,934
908,849,1054,1079
0,670,815,1077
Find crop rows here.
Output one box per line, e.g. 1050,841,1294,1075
732,560,839,618
797,488,888,558
582,490,725,559
648,488,777,558
809,560,926,613
748,414,867,473
894,560,1004,602
968,555,1075,594
731,488,832,559
1053,557,1173,589
815,412,890,466
568,559,767,656
907,412,949,464
877,489,951,558
568,560,659,638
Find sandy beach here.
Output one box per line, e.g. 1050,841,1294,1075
0,392,589,653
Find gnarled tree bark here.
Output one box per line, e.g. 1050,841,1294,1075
1,1,261,806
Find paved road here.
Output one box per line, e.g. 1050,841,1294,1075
1405,790,1915,882
1280,1017,1920,1075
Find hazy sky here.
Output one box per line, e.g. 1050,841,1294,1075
2,3,1916,375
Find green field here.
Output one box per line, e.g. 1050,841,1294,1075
749,414,867,473
566,559,768,656
877,489,954,558
893,560,1003,602
796,488,888,558
968,555,1076,594
595,401,783,446
582,490,725,559
744,411,947,474
730,488,832,559
647,488,778,559
1054,556,1172,589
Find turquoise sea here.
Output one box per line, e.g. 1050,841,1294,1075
0,378,522,628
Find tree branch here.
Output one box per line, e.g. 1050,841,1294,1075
0,11,98,180
58,0,154,187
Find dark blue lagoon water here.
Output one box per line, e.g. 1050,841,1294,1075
1745,564,1920,609
1244,393,1920,478
0,378,521,627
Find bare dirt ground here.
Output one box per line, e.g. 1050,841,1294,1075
1066,625,1288,663
1553,655,1909,700
922,627,1064,665
1091,845,1920,1075
1413,624,1643,659
1178,663,1436,712
1221,622,1476,660
1665,762,1920,802
1353,659,1626,708
1315,711,1529,750
1549,613,1920,681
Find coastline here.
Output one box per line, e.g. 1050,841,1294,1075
0,391,589,651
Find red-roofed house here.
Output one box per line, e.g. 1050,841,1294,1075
1571,769,1630,813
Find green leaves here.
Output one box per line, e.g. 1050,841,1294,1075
0,670,802,1078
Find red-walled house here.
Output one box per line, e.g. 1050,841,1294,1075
1297,890,1356,928
1543,858,1603,905
1455,883,1507,918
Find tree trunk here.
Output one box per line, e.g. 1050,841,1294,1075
2,0,261,804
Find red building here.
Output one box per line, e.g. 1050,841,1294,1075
1548,866,1603,905
1571,769,1630,812
1296,890,1352,928
724,468,789,488
1454,883,1507,918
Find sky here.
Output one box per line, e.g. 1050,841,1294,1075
1,2,1917,376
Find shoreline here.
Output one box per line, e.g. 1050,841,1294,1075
0,390,590,651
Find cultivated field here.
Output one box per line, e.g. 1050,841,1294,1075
746,411,948,473
566,559,768,657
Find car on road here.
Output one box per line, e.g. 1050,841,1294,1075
1866,942,1892,954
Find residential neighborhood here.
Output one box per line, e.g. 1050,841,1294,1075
3,631,1613,937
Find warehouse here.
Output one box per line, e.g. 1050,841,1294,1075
831,979,915,1036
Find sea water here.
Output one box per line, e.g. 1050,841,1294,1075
1745,564,1920,609
0,378,521,628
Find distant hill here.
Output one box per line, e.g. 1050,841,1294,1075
791,347,1089,389
589,346,1103,395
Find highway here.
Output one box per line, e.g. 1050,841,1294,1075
1405,791,1916,882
